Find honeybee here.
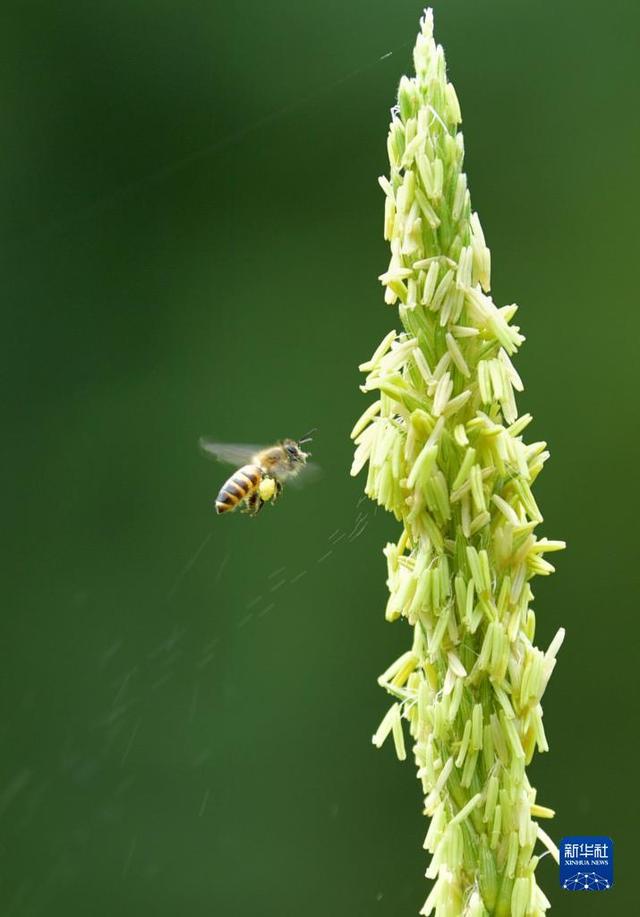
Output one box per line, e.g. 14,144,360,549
199,431,316,516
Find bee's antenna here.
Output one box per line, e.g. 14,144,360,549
297,428,317,445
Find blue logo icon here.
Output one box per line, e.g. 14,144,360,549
560,836,613,890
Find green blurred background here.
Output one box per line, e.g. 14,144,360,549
1,1,637,913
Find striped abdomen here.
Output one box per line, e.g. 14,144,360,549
215,464,262,514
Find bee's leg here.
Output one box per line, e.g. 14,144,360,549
245,491,264,516
271,480,283,505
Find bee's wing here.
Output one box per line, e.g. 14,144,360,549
199,438,263,466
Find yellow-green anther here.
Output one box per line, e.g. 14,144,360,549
460,750,478,788
455,719,472,768
471,703,484,752
449,792,482,828
483,774,499,824
530,803,555,820
505,831,519,879
352,8,564,914
490,805,502,849
511,877,533,917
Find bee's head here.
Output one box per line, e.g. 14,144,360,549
282,438,309,467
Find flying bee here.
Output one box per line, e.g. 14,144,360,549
199,431,317,516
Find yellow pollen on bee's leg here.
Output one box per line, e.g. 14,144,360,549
258,478,276,502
